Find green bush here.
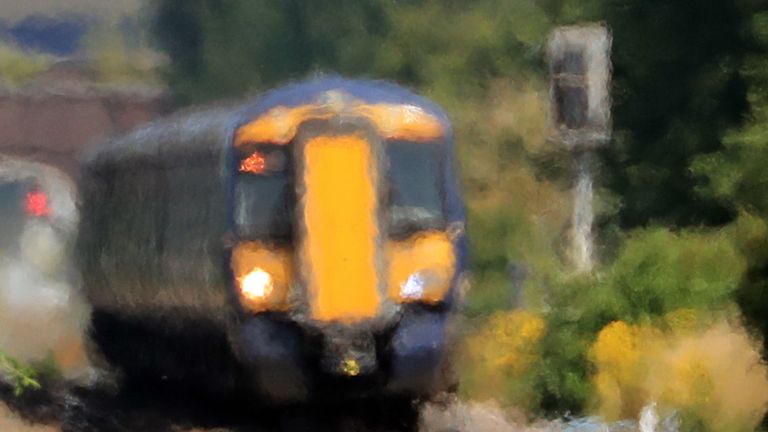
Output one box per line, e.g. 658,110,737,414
608,228,745,321
462,227,748,415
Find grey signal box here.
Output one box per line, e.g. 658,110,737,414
547,24,612,149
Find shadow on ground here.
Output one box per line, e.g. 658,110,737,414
1,379,421,432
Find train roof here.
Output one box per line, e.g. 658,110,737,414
82,103,239,167
83,77,453,168
238,76,453,132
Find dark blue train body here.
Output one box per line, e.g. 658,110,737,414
78,77,468,401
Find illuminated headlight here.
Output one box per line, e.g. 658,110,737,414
387,232,456,304
399,269,446,302
400,272,425,300
239,268,273,301
231,242,292,313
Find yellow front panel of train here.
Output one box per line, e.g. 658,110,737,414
300,134,381,322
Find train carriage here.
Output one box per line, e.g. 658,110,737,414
77,77,468,401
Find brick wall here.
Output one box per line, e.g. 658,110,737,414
0,68,169,176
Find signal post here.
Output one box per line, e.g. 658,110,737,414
547,24,612,273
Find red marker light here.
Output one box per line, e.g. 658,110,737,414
239,151,268,174
25,188,51,217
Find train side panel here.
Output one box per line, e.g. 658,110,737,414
78,110,235,321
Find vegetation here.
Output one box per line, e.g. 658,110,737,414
0,16,160,86
0,43,51,84
693,10,768,353
81,17,162,84
0,350,41,396
459,227,768,432
590,317,768,432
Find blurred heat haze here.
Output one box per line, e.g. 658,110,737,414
3,1,768,431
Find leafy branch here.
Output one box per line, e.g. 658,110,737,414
0,350,41,396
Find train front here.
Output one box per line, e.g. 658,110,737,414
226,84,467,402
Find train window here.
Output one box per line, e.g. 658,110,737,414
234,146,293,241
0,179,32,254
385,141,445,236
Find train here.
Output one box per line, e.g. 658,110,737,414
0,155,88,379
77,77,468,402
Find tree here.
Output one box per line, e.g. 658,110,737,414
152,0,389,104
594,0,749,228
693,4,768,350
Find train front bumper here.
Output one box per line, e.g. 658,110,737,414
231,308,450,402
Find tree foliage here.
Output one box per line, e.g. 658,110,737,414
594,0,749,227
152,0,390,103
692,5,768,352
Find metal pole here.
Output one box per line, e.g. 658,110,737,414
507,261,529,309
571,151,594,273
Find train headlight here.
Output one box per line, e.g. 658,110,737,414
239,268,273,300
400,272,425,300
387,231,456,304
231,242,293,313
399,269,449,302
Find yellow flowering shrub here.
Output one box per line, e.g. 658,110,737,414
459,310,546,408
662,308,702,333
488,310,546,373
590,320,659,420
590,315,768,431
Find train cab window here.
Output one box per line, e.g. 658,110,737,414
234,146,293,241
385,140,445,237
